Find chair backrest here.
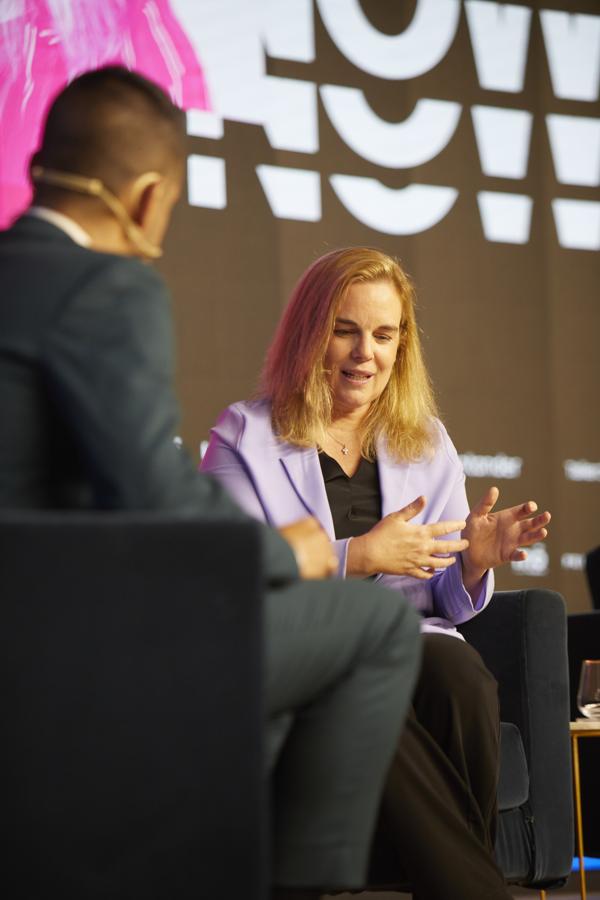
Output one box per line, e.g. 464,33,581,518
585,546,600,610
0,513,265,900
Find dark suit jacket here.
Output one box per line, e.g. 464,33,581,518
0,214,296,583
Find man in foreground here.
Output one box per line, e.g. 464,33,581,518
0,67,421,899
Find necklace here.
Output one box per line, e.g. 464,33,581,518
328,431,350,456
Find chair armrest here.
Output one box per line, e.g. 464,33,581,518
460,589,573,884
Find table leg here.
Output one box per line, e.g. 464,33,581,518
572,734,586,900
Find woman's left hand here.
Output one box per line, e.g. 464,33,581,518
461,486,551,587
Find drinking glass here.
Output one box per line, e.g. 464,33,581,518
577,660,600,719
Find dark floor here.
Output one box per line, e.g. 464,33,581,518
325,869,600,899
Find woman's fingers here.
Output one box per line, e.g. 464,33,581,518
471,485,500,517
431,537,469,554
428,519,467,538
408,567,435,580
395,495,427,521
519,526,548,546
517,500,537,517
370,509,470,577
515,503,551,524
525,510,551,528
423,555,456,569
514,511,551,547
408,555,459,578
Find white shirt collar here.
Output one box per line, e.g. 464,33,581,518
27,206,92,248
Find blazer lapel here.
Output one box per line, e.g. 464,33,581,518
280,449,336,540
377,435,411,518
277,437,412,538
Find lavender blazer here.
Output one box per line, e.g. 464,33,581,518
201,399,494,636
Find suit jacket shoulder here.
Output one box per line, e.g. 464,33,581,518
0,214,165,297
0,222,298,584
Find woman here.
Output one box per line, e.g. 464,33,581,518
201,248,550,899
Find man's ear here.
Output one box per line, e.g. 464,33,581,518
128,172,164,229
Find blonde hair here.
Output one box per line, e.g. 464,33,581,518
261,247,438,461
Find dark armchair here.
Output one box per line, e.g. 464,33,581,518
0,513,266,900
364,589,574,898
460,589,574,892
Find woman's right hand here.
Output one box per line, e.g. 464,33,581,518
347,496,469,579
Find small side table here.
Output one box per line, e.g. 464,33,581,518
570,719,600,900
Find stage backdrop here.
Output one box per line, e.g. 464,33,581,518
1,0,598,612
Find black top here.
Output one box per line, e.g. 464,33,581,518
319,452,382,540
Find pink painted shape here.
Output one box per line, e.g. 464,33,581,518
0,0,210,228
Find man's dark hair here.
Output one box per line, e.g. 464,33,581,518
35,66,186,195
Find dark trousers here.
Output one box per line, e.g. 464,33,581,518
369,634,511,900
265,579,421,890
